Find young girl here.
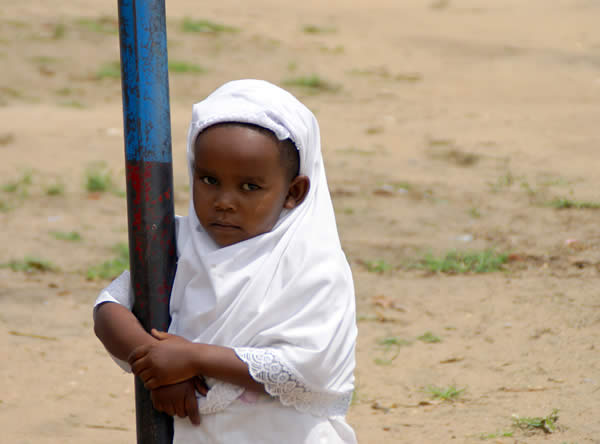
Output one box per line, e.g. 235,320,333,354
94,79,357,443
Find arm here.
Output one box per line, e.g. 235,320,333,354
94,302,205,425
129,329,266,393
94,301,157,361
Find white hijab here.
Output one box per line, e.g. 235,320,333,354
170,79,356,414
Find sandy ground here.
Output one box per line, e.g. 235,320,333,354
1,1,599,442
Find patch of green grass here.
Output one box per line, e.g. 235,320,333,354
393,72,423,82
488,171,516,192
319,44,345,54
283,75,340,92
418,249,508,273
2,182,18,193
512,409,559,434
391,181,412,191
30,55,59,65
50,231,82,242
0,86,25,99
430,148,480,167
349,67,422,82
417,331,441,343
2,256,57,273
52,23,66,40
364,259,392,273
181,18,238,34
96,61,121,80
85,162,113,192
87,243,129,280
357,313,385,323
302,24,337,34
112,188,126,198
468,207,481,218
374,336,406,365
547,198,600,210
59,100,86,109
75,16,118,34
45,182,65,196
351,389,359,405
2,170,33,196
480,430,514,440
5,20,29,29
168,60,206,74
374,357,395,366
425,385,465,401
55,87,73,96
539,176,570,187
378,336,411,347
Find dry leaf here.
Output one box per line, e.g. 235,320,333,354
371,294,407,312
439,356,464,364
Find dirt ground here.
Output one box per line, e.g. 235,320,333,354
1,1,599,442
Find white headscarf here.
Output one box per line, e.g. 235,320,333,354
170,79,356,416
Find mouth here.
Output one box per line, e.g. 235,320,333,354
210,222,241,231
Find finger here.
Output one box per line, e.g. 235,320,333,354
186,392,201,425
174,400,186,418
139,368,154,384
151,329,170,340
193,377,208,396
127,345,149,365
145,377,160,390
150,391,160,409
164,402,176,417
130,357,148,375
152,397,165,413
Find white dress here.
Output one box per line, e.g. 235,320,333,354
94,80,358,444
95,269,356,444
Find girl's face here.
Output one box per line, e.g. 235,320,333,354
193,124,307,247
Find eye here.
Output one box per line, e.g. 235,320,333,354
202,176,218,185
241,183,260,191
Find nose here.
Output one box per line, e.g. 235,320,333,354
214,190,236,212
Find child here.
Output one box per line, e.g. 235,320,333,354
94,79,358,443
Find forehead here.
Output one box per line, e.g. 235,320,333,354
193,124,282,170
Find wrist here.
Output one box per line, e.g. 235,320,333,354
189,342,210,376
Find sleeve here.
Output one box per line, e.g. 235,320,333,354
93,270,134,373
233,347,353,417
93,216,182,372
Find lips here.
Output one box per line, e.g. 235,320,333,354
210,222,241,230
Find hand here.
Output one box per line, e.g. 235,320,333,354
151,378,207,426
128,329,197,389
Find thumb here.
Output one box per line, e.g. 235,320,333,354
151,328,171,340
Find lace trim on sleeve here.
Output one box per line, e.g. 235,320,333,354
196,377,245,415
234,347,352,417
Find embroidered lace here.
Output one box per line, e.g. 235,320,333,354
235,347,351,417
197,377,245,414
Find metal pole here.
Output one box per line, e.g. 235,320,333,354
118,0,175,442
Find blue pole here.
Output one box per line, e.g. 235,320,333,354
118,1,175,442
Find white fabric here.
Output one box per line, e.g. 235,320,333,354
95,274,357,443
94,79,357,443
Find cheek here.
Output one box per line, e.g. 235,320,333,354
192,186,209,219
253,194,286,228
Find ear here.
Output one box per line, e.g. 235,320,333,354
283,175,310,209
